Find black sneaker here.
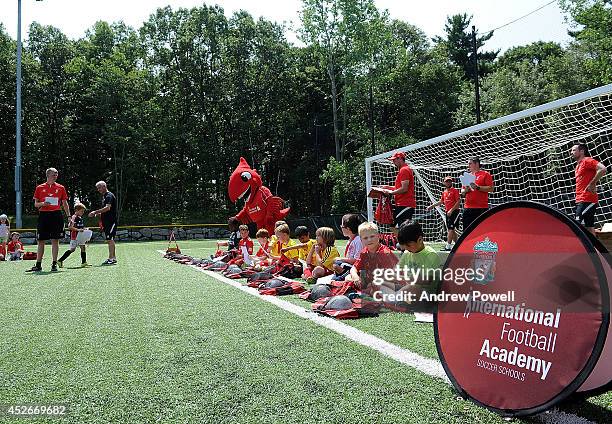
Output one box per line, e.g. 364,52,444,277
26,265,42,273
51,264,58,272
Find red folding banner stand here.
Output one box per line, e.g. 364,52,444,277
166,231,181,254
435,201,611,417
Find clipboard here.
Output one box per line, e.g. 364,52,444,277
368,185,395,199
459,172,476,187
44,196,59,206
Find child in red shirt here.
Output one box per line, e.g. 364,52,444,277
7,232,25,261
237,225,254,259
347,222,396,289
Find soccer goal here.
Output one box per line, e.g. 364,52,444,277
365,84,612,241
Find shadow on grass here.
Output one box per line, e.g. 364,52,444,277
516,394,612,423
555,394,612,423
25,270,56,276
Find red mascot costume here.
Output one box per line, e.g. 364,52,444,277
228,157,290,235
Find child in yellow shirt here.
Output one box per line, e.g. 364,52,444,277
305,226,339,282
281,226,315,265
269,224,298,261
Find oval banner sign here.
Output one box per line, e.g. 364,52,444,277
435,201,611,416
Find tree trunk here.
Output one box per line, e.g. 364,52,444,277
341,89,347,161
327,56,341,162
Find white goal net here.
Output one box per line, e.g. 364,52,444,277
365,84,612,241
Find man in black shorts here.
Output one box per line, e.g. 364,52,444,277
89,181,118,265
27,168,71,272
427,176,460,251
571,144,607,235
371,151,416,232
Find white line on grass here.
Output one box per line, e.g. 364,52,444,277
161,253,596,424
202,269,450,381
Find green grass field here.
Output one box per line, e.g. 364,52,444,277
0,240,610,423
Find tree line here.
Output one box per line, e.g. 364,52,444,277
0,0,610,225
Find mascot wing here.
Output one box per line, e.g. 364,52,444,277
266,196,290,224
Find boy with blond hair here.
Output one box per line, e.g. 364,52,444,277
347,222,395,287
269,224,298,261
305,227,340,282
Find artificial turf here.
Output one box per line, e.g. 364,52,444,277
0,240,609,423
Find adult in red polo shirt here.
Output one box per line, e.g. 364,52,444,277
373,151,416,232
27,168,70,273
571,143,607,235
427,176,460,251
461,157,493,230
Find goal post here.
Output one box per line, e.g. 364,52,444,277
365,83,612,241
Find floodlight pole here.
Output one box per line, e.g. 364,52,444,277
15,0,23,228
15,0,43,229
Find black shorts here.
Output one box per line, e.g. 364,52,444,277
463,208,488,231
393,206,414,228
446,210,460,230
575,202,597,228
102,220,118,241
37,210,64,241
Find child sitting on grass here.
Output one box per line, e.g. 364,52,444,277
347,222,395,288
7,232,25,261
332,214,363,281
269,224,298,261
217,217,240,252
268,220,287,248
304,227,340,283
58,203,92,268
236,224,254,262
397,221,441,320
281,225,315,266
397,221,441,271
253,228,272,268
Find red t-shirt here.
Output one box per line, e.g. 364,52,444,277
441,187,460,212
464,170,493,209
256,240,269,257
394,165,416,208
353,244,393,272
575,157,599,203
0,244,6,257
7,241,23,253
238,238,254,255
33,182,68,212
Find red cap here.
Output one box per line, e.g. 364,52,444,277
388,151,406,161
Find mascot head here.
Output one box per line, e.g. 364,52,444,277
228,157,263,203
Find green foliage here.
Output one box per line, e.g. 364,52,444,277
0,0,610,219
433,13,499,81
561,0,612,85
320,156,365,213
